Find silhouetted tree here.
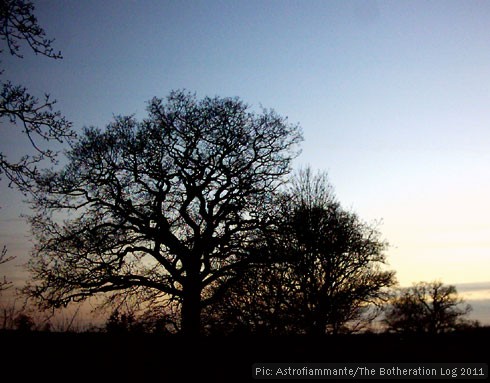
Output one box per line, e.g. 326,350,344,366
0,0,74,191
25,90,302,335
383,281,474,334
204,168,396,335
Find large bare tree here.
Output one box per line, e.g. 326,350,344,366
25,91,302,335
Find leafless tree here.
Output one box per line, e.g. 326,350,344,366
24,90,302,335
204,168,396,335
383,281,475,334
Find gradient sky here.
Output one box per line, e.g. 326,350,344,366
1,0,490,322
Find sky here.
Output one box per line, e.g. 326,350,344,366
1,0,489,323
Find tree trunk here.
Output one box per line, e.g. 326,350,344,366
182,279,202,336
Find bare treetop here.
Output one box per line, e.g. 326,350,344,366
0,0,62,59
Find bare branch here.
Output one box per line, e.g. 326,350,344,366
0,1,74,191
0,0,62,59
0,245,14,293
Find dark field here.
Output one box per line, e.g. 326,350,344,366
1,328,488,381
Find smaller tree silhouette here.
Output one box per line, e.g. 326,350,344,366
105,309,140,334
383,281,474,334
14,313,34,331
204,168,395,335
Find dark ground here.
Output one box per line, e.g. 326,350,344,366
1,328,488,382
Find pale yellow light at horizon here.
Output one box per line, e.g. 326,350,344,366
383,218,490,286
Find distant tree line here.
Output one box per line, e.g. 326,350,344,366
2,278,477,335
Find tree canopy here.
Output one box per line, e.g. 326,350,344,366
25,90,302,335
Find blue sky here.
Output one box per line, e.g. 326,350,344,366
1,0,490,322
